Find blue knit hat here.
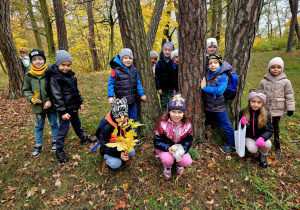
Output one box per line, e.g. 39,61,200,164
168,93,186,112
163,41,175,51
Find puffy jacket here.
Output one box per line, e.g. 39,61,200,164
155,52,175,91
45,64,83,115
258,72,295,117
153,119,193,153
239,108,273,140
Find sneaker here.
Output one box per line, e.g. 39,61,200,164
31,145,43,157
102,160,110,175
221,145,236,153
259,153,268,168
80,135,97,144
176,166,184,175
51,141,56,152
163,168,172,179
56,149,68,163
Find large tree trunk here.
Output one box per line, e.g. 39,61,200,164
86,0,100,71
178,0,207,140
286,0,298,52
39,0,55,60
115,0,162,136
224,0,264,129
108,0,115,63
53,0,68,51
210,0,217,37
0,0,24,99
216,0,222,42
288,0,300,50
0,56,8,74
26,0,43,50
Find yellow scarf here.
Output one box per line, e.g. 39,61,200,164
27,64,47,76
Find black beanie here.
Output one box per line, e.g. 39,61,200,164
29,49,46,63
208,53,222,66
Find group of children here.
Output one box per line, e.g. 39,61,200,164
20,37,295,177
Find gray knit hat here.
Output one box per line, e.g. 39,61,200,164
150,51,158,58
56,50,72,66
111,98,128,119
120,48,133,61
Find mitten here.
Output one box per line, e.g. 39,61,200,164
241,116,247,126
287,111,294,116
255,137,265,148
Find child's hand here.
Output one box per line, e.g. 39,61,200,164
43,101,52,109
158,89,162,95
79,104,84,110
140,95,147,102
108,97,114,104
168,147,174,156
62,113,71,120
287,111,294,116
240,116,247,125
255,137,265,148
120,152,129,161
31,98,42,104
201,77,206,89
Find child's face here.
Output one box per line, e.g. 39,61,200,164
269,64,282,76
31,56,45,69
163,46,172,58
206,45,217,55
208,59,220,72
20,51,27,58
58,61,72,73
150,56,158,66
250,97,263,111
169,110,184,123
122,55,133,68
115,116,128,124
172,56,179,65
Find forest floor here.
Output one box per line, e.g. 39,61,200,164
0,51,299,209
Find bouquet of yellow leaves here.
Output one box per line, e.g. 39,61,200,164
106,118,144,153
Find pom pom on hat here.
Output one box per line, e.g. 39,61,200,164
168,93,186,112
150,51,158,58
206,38,218,49
29,49,46,63
268,57,284,71
56,50,72,66
111,98,128,119
120,48,133,61
171,50,178,60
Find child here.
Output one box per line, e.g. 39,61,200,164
22,49,59,157
154,93,193,179
97,98,135,174
107,48,147,140
206,38,218,71
200,53,235,153
258,57,295,153
171,50,179,93
19,48,30,74
46,50,96,163
239,90,273,168
155,41,176,111
150,51,158,77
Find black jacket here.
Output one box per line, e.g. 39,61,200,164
155,52,175,91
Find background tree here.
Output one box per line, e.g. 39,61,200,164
53,0,69,51
287,0,300,50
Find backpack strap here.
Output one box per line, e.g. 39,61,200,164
110,69,116,80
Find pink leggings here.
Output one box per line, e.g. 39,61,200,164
156,149,193,168
245,138,272,155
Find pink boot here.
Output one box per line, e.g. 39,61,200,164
176,166,184,175
163,168,172,179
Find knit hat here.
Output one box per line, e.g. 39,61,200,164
163,41,175,51
208,53,222,66
206,38,218,49
268,57,284,71
56,50,72,66
171,50,178,60
150,51,158,58
168,93,186,112
29,49,46,63
120,48,133,61
247,92,266,104
111,98,128,119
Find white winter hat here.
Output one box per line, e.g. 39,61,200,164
268,57,284,71
171,50,178,60
206,38,218,49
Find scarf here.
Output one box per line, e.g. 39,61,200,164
27,64,47,76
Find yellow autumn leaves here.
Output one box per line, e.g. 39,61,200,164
32,91,39,104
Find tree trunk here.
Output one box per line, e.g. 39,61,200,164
224,0,264,129
115,0,161,136
161,0,171,47
286,0,298,52
26,0,43,50
0,0,24,99
178,0,207,141
216,0,222,42
274,0,282,37
39,0,55,60
210,0,217,38
0,56,8,74
53,0,68,51
225,0,232,39
87,0,100,71
289,0,300,49
108,0,115,63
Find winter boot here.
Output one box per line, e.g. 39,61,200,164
245,147,254,159
176,165,184,175
56,148,68,163
102,160,110,175
80,135,97,144
274,140,281,153
51,141,57,152
163,167,172,179
32,145,43,157
259,153,268,168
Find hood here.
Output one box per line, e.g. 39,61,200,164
263,72,287,81
208,60,232,78
46,64,75,77
109,55,127,69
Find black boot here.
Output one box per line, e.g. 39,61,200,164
56,148,68,163
245,148,254,159
274,141,281,153
80,135,97,144
259,153,268,168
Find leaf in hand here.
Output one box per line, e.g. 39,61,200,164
32,91,39,104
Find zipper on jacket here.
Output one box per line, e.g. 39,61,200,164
252,111,255,137
39,78,43,107
175,123,178,143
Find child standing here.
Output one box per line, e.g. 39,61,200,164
239,90,273,168
201,53,235,153
171,50,179,93
154,93,193,179
258,57,295,153
150,51,158,77
46,50,96,163
97,98,135,174
19,48,30,74
155,41,175,111
22,49,59,157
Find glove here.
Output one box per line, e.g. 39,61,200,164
287,111,294,116
240,116,247,126
255,137,265,148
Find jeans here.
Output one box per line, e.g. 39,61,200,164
104,148,135,169
128,103,138,134
34,112,59,145
156,149,192,168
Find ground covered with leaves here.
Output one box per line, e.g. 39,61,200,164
0,51,299,209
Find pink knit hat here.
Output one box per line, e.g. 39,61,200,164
248,92,266,104
268,57,284,71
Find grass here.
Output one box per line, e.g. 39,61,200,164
0,51,299,209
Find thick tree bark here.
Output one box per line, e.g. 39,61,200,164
286,0,298,52
0,56,8,74
115,0,161,136
178,0,207,140
53,0,68,51
26,0,43,50
288,0,300,49
210,0,217,37
0,0,24,99
224,0,264,129
216,0,222,42
87,0,100,71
